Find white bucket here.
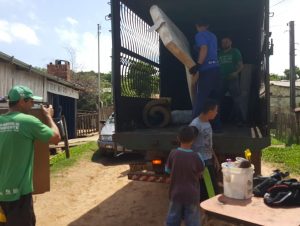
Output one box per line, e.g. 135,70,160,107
221,162,254,199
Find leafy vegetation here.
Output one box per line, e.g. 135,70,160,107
262,144,300,175
121,61,159,98
50,142,98,174
269,66,299,81
271,137,284,145
269,73,283,81
284,66,300,80
72,71,113,110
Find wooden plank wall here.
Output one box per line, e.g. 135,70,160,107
271,111,300,144
0,62,13,97
0,62,45,100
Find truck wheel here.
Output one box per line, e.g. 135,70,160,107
99,148,115,158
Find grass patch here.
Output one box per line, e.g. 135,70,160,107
262,145,300,175
271,137,284,145
50,141,98,174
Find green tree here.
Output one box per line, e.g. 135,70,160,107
72,71,98,111
100,72,113,106
269,73,282,81
34,67,47,73
122,61,159,98
284,66,300,80
72,71,113,111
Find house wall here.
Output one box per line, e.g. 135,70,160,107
270,85,300,97
270,85,300,113
0,62,46,99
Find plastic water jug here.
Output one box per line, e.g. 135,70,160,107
221,162,254,199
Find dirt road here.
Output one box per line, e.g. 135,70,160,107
34,154,169,226
34,149,294,226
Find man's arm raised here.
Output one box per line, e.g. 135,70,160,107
41,105,61,145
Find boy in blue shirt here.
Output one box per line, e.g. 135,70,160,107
190,99,220,201
165,126,204,226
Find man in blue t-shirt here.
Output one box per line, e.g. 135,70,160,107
189,19,222,132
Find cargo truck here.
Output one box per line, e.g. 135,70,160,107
110,0,272,179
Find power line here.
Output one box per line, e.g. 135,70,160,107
270,24,286,28
271,0,288,7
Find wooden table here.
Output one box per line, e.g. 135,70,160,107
200,194,300,226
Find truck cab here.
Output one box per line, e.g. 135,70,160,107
111,0,271,174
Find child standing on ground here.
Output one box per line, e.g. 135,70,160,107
189,99,220,200
165,126,204,226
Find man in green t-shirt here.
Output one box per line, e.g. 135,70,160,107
219,37,244,126
0,85,61,226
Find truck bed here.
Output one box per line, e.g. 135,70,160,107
114,124,270,154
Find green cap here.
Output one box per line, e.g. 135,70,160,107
8,85,43,102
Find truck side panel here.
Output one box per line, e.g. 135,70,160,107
111,0,271,171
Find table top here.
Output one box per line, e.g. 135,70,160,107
200,194,300,226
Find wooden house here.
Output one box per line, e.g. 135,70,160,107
0,51,81,138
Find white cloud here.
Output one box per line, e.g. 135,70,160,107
0,20,12,43
66,17,78,26
55,26,111,72
0,20,39,45
28,12,38,21
55,27,80,47
10,23,40,45
76,32,112,73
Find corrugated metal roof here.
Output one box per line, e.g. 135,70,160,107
0,51,83,91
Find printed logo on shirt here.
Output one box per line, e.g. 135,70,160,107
0,122,20,133
0,188,19,196
219,55,233,64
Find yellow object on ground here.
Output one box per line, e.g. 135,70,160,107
0,206,7,223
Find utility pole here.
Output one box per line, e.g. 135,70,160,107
98,24,101,132
289,21,296,110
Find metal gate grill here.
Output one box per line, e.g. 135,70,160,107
120,2,160,98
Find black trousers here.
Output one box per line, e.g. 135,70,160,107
0,193,35,226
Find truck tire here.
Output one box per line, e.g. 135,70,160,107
99,148,113,157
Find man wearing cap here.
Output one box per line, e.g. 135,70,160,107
189,19,222,132
0,85,60,226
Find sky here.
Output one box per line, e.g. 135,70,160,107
0,0,299,75
0,0,112,73
269,0,300,75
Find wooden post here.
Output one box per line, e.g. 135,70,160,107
294,108,300,143
62,115,70,158
289,21,296,110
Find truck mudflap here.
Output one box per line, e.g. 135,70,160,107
128,162,170,183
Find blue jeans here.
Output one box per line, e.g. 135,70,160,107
193,67,222,131
166,201,201,226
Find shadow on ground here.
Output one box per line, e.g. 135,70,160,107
91,150,145,166
68,181,169,226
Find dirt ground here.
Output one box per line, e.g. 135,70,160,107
34,152,297,226
34,154,169,226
